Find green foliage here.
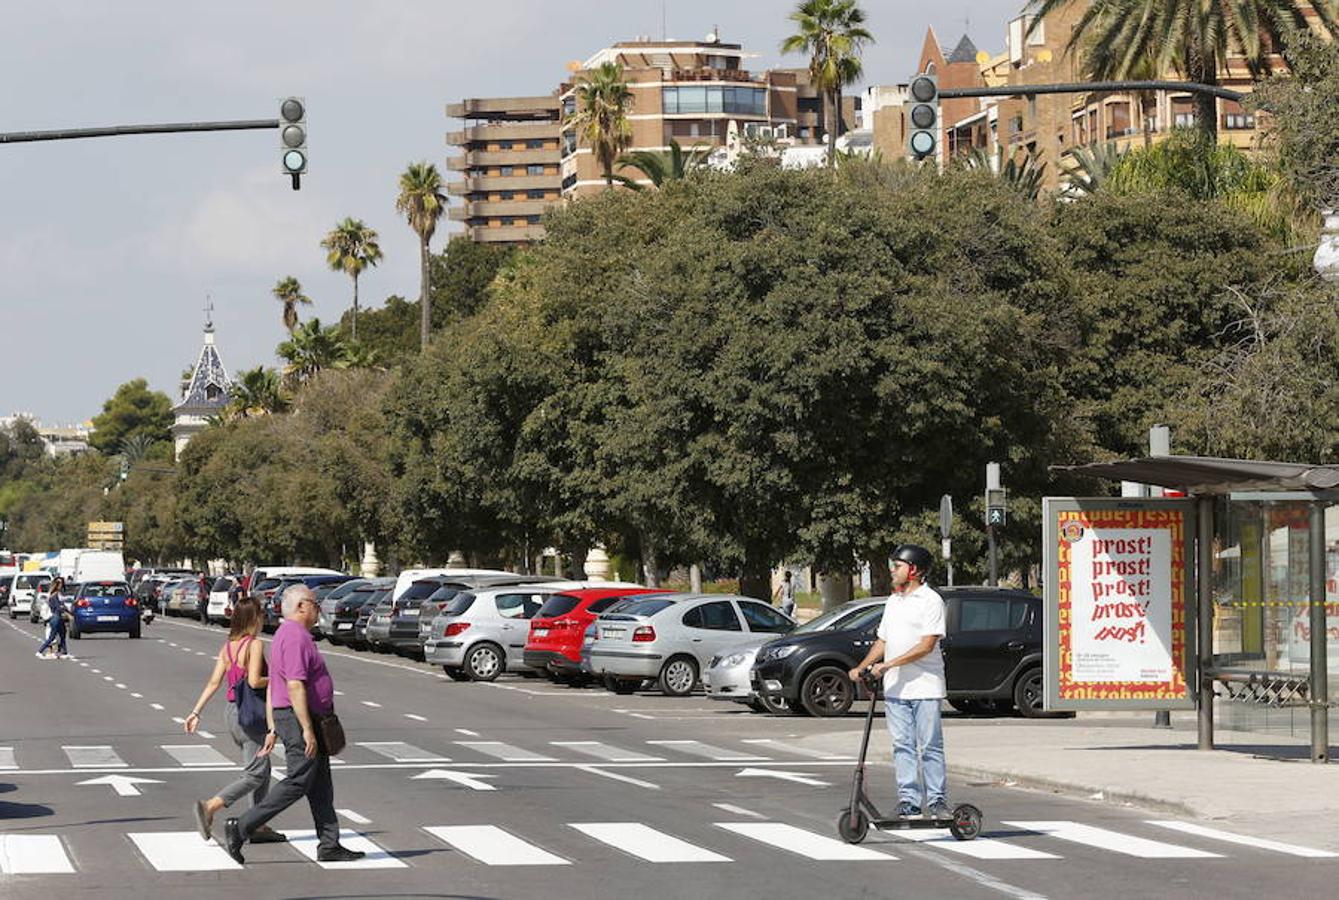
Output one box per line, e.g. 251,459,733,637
566,62,635,186
397,162,448,350
272,275,311,334
89,379,173,455
615,140,711,189
1060,141,1126,197
781,0,873,162
276,318,349,388
960,147,1047,201
321,217,383,341
226,366,290,419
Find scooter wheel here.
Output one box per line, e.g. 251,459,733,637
948,803,983,841
836,807,869,844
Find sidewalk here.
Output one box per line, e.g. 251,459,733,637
800,710,1339,848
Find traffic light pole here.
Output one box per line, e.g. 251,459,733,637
0,119,279,144
938,79,1243,103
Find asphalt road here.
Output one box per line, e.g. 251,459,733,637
2,612,1335,900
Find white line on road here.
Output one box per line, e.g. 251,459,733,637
115,683,126,689
356,741,449,763
103,675,113,681
1147,821,1339,858
425,825,570,866
404,713,428,722
128,832,239,872
198,730,215,739
455,728,480,737
570,822,731,863
740,738,850,760
161,745,234,767
576,765,659,790
646,740,768,761
887,827,1060,860
131,692,143,698
712,803,765,819
361,701,381,708
91,668,101,673
0,835,76,874
62,745,127,768
150,703,164,710
456,741,555,762
717,822,896,861
7,759,862,776
282,828,406,869
552,741,664,762
79,662,89,668
1003,821,1222,859
0,747,16,770
172,717,186,724
338,809,371,825
334,690,345,696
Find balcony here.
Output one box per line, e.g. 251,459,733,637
449,199,554,220
467,224,547,243
448,173,564,196
447,96,561,120
446,121,560,146
448,148,557,169
668,67,763,83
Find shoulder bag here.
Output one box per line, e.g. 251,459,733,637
229,637,268,739
314,712,346,756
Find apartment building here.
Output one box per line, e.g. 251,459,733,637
445,95,564,244
559,34,859,198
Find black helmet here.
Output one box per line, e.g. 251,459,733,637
891,544,934,577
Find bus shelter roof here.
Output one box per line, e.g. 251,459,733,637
1049,455,1339,495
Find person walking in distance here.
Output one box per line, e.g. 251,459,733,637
35,577,70,660
848,544,949,818
225,584,362,864
183,596,286,844
773,570,797,618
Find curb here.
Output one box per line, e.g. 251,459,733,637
947,763,1198,818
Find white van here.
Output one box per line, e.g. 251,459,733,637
246,566,344,593
389,568,515,604
72,550,126,585
56,548,94,580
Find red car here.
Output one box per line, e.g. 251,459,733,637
524,587,658,680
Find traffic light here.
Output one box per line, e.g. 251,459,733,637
279,96,307,189
906,73,939,162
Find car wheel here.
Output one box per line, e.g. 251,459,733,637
464,643,505,682
799,665,855,717
1013,667,1071,718
657,656,699,697
129,625,141,639
604,674,638,695
756,692,795,716
443,666,471,682
70,624,82,640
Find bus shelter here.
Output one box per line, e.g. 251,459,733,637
1049,455,1339,763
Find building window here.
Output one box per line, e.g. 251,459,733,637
526,189,545,199
561,172,577,190
562,96,576,117
500,191,515,200
562,132,577,156
661,85,766,116
526,139,544,149
1224,112,1255,130
498,140,514,150
526,164,545,175
500,166,514,176
527,215,541,224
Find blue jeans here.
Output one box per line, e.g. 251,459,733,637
883,695,946,808
37,619,67,656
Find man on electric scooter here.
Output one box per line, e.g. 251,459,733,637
848,544,948,819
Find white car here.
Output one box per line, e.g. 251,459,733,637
703,637,774,709
7,573,50,620
206,576,239,624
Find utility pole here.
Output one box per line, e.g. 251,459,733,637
985,463,1006,587
1149,424,1172,729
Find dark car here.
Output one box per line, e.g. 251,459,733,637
351,585,393,648
324,579,391,646
263,574,354,631
753,587,1054,718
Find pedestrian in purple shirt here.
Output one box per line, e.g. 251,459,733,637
224,584,362,864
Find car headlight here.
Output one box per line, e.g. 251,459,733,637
718,652,748,669
758,645,799,663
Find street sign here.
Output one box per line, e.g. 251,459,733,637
939,494,953,539
87,521,125,550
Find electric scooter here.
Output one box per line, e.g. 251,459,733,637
837,668,983,844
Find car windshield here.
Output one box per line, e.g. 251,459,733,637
427,584,463,602
211,577,234,592
793,602,883,634
84,582,130,598
443,593,476,616
400,580,443,602
327,579,369,601
536,594,580,618
254,578,282,591
17,575,48,589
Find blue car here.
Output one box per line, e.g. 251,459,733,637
69,580,141,640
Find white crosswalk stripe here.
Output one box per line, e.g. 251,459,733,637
160,744,234,767
740,738,850,760
355,741,449,763
883,827,1060,860
644,739,767,761
570,822,731,863
550,740,663,762
281,828,405,869
455,740,556,762
1147,821,1339,858
0,746,16,770
1003,821,1223,858
0,835,75,874
129,832,240,872
424,825,570,866
717,822,895,861
62,745,127,768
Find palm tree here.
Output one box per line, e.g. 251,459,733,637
225,367,290,419
271,276,311,333
320,218,382,342
782,0,874,167
1060,141,1127,196
395,163,448,350
614,139,711,190
1027,0,1337,141
276,318,349,388
565,62,635,188
963,147,1048,201
339,341,381,370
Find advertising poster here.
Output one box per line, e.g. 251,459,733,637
1044,499,1196,710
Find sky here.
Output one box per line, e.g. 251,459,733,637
1,0,1027,425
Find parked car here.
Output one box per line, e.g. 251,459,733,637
318,578,371,639
591,594,796,697
204,576,239,624
7,573,50,620
351,584,394,648
425,582,600,681
244,566,344,595
363,594,395,651
69,580,141,639
751,587,1056,718
161,577,198,616
31,578,73,624
264,574,353,631
579,594,664,677
524,587,662,680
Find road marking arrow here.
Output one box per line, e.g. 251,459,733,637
410,769,497,791
736,767,830,787
77,774,163,797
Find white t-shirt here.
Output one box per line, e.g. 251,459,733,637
876,583,947,699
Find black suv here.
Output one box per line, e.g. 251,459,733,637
752,587,1055,718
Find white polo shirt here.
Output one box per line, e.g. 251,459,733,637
877,583,947,699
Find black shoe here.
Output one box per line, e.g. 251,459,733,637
223,818,246,865
895,801,921,817
250,826,288,844
316,845,365,863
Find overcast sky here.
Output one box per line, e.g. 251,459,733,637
1,0,1026,425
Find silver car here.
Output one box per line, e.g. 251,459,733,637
425,583,583,681
703,638,773,708
318,578,371,637
591,594,795,697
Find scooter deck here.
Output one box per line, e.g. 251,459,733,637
870,816,958,831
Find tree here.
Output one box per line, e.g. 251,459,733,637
276,318,348,388
272,276,311,333
566,62,634,187
225,366,290,420
1060,141,1126,197
1027,0,1336,141
961,147,1047,201
89,379,173,455
395,162,448,350
615,140,711,190
320,217,383,342
781,0,873,166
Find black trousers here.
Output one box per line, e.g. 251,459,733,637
235,706,340,851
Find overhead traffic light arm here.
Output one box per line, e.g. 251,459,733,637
938,80,1243,102
0,119,280,144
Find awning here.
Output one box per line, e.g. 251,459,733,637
1050,455,1339,495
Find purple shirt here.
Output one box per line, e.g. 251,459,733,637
269,619,335,715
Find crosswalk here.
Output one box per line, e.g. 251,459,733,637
0,735,857,772
3,817,1335,876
